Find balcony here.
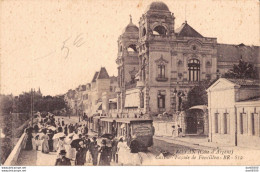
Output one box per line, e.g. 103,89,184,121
156,77,168,82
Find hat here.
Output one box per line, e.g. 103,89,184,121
68,133,74,138
101,139,106,145
118,136,123,142
59,150,66,155
92,137,97,140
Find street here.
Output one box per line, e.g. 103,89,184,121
16,115,206,166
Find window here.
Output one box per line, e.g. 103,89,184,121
206,61,211,67
188,59,200,81
130,75,135,84
177,60,183,67
157,91,166,109
110,86,113,92
215,113,219,133
223,113,229,134
142,27,146,37
140,91,144,108
153,25,167,36
158,64,166,78
127,44,137,52
240,113,248,134
252,113,259,136
143,58,146,81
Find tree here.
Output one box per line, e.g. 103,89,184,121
223,58,258,79
182,80,215,110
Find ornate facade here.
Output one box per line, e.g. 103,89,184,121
115,1,260,119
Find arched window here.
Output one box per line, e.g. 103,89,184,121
177,60,183,67
158,64,166,78
127,44,137,52
188,59,200,81
143,58,146,81
120,45,123,52
153,25,167,36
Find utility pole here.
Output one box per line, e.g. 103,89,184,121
31,88,33,126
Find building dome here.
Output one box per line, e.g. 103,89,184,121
146,1,169,12
122,15,139,34
124,23,139,33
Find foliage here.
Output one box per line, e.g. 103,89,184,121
182,80,215,110
223,59,258,79
0,138,12,164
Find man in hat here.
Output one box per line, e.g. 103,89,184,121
83,135,91,151
89,137,99,165
99,139,110,166
129,135,141,165
75,140,87,165
55,150,71,166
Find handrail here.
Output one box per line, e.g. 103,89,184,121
3,133,27,166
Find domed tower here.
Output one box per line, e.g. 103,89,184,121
116,16,139,110
137,2,175,115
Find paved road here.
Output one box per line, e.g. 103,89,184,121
148,138,198,158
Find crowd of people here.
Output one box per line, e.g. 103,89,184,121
24,113,142,166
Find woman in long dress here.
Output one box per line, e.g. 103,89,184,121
24,127,33,150
53,130,61,152
41,130,50,154
117,137,129,165
65,134,74,160
56,137,66,157
98,139,110,166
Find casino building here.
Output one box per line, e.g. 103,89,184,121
112,1,260,135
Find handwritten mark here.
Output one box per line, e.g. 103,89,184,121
73,33,85,47
34,33,85,60
61,36,71,59
61,33,85,59
34,50,56,61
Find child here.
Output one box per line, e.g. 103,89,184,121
35,135,41,151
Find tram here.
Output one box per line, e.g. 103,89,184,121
91,115,106,133
99,117,154,151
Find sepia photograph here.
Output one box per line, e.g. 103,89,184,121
0,0,259,169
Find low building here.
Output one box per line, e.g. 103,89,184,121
207,78,260,149
64,67,117,118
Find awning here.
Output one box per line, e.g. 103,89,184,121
188,105,207,111
109,98,117,103
125,92,139,108
87,102,102,118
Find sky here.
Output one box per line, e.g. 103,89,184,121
1,0,259,96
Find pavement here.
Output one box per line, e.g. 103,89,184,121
154,134,260,151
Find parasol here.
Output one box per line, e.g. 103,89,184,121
70,138,82,148
97,138,112,147
47,126,56,131
53,132,66,140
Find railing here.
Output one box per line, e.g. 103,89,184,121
3,133,27,166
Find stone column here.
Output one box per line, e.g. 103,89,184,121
204,111,209,136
